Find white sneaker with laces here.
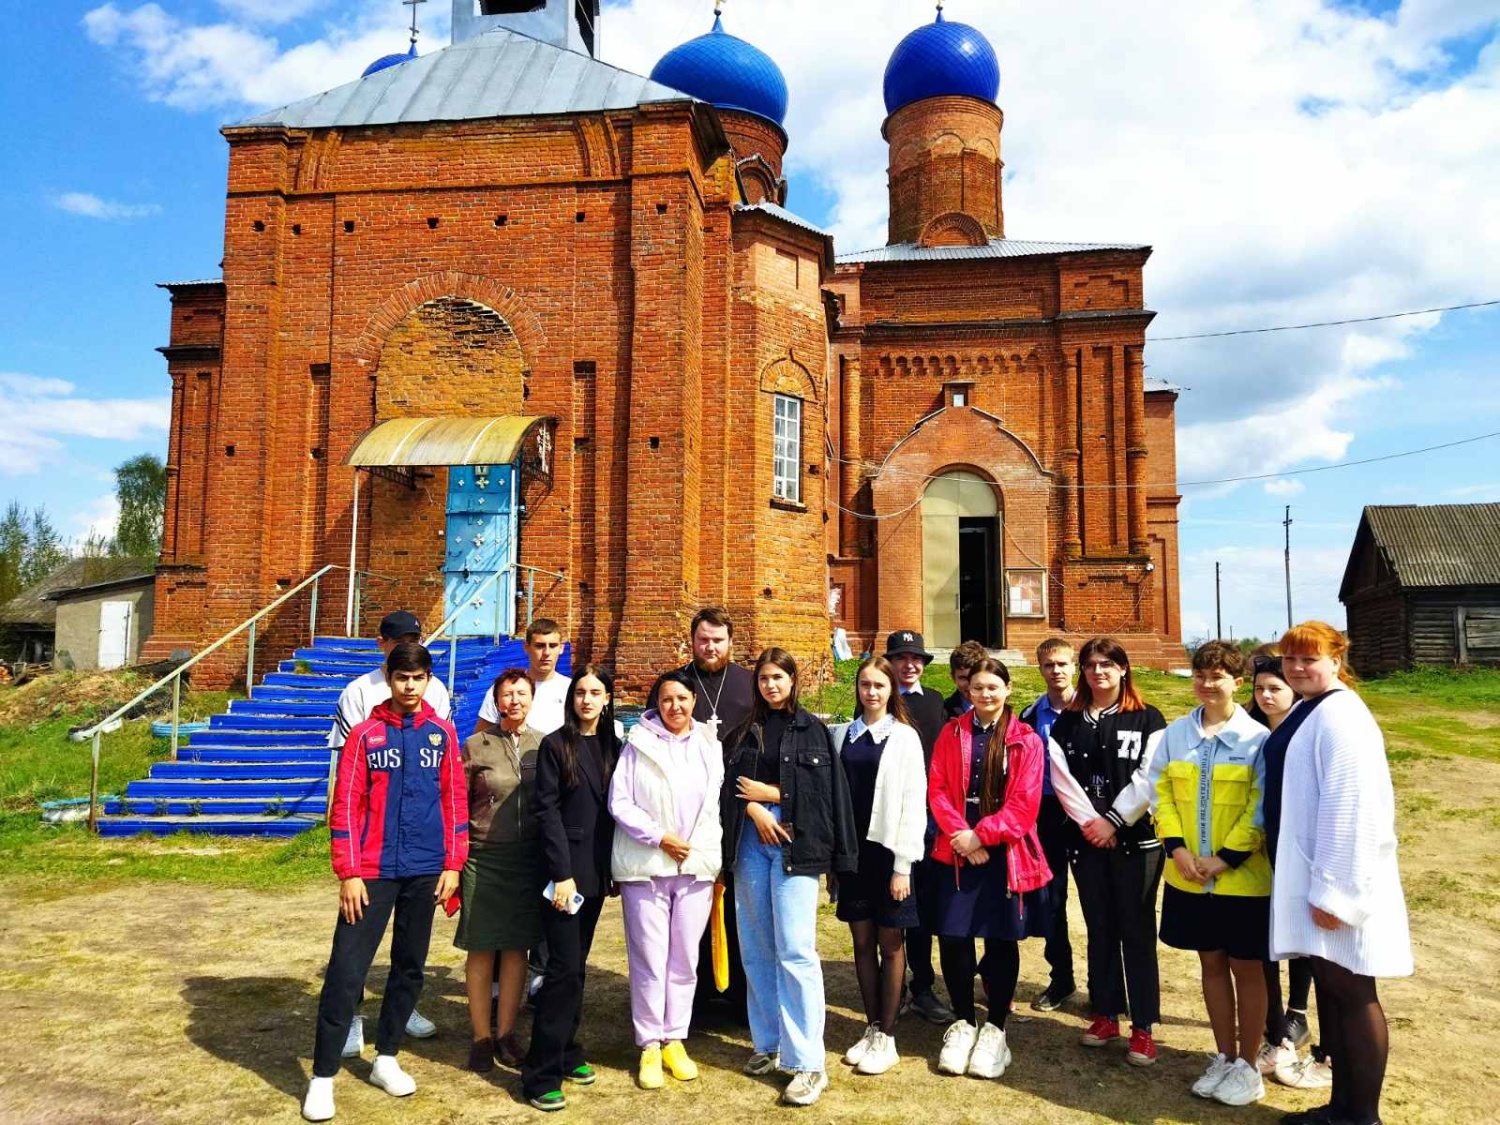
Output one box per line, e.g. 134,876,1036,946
301,1076,335,1122
937,1020,978,1076
404,1010,437,1039
1192,1053,1234,1098
340,1017,364,1059
1275,1053,1334,1089
844,1024,879,1066
1257,1038,1296,1075
1213,1058,1266,1107
966,1023,1010,1079
368,1054,417,1098
781,1070,829,1106
855,1032,899,1076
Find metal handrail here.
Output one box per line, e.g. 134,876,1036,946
422,562,567,696
80,563,386,831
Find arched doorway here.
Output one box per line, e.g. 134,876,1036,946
921,471,1002,648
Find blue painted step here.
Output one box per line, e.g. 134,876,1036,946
209,714,332,732
125,779,326,800
150,762,326,780
98,816,320,838
105,796,328,817
178,748,329,765
187,731,328,748
230,700,343,718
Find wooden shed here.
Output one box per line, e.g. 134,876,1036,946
1340,503,1500,674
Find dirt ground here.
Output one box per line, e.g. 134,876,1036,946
2,749,1495,1125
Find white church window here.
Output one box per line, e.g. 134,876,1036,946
773,395,802,503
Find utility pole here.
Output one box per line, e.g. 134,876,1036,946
1215,561,1223,639
1283,505,1294,631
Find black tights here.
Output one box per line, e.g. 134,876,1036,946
939,937,1019,1029
1310,957,1388,1125
849,921,906,1032
1264,956,1314,1042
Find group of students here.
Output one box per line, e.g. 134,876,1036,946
301,608,1412,1125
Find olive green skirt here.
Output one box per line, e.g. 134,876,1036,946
454,841,543,952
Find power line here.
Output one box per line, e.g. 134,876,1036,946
1148,299,1500,342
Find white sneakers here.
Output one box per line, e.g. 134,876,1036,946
405,1010,437,1039
1276,1053,1334,1089
340,1017,364,1059
1257,1038,1297,1075
938,1020,978,1075
368,1054,418,1098
1213,1058,1265,1106
844,1024,879,1066
1192,1053,1235,1098
781,1070,829,1106
301,1076,335,1122
966,1023,1010,1079
855,1032,900,1076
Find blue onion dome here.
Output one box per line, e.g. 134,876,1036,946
362,41,417,79
650,13,789,128
883,8,1000,116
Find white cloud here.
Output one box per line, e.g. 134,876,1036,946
0,373,170,476
72,494,122,545
1180,543,1351,643
215,0,326,25
1264,478,1306,497
1445,481,1500,499
54,191,161,220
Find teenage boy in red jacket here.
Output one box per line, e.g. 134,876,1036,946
302,643,468,1123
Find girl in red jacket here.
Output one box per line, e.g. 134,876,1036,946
924,657,1052,1082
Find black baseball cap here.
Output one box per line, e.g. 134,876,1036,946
379,610,423,640
883,630,933,665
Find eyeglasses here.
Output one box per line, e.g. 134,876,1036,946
1082,660,1120,672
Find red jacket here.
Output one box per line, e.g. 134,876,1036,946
330,700,469,881
928,711,1052,894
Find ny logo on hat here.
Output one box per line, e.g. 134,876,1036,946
897,631,915,643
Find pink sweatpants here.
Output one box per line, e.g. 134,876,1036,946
618,874,715,1046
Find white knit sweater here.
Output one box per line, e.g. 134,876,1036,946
1270,686,1413,978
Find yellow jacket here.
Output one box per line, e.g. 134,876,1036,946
1151,705,1271,897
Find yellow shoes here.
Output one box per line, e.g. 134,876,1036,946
661,1041,699,1082
638,1045,665,1090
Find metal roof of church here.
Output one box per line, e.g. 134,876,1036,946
233,28,698,131
837,238,1149,264
735,202,829,237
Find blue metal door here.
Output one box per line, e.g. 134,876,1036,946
444,463,518,637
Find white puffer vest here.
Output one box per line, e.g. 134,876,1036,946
610,718,724,884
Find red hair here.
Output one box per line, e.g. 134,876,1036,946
1279,621,1358,686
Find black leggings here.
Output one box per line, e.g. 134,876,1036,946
1264,956,1314,1042
938,937,1019,1028
1309,956,1388,1125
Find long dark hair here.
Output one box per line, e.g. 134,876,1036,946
555,663,620,790
855,655,911,727
968,657,1016,817
725,647,800,753
1066,636,1146,713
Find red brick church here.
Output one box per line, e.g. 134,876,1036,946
144,1,1182,690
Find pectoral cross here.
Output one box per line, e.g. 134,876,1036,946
705,714,722,742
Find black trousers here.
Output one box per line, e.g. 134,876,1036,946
939,937,1020,1028
1036,796,1076,991
1071,845,1163,1029
905,857,938,995
522,895,605,1100
693,873,747,1020
312,874,438,1078
1265,955,1315,1043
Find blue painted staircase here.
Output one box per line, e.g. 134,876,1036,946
97,636,567,838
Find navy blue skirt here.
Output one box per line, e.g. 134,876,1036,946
921,854,1052,941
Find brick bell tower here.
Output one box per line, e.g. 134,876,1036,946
882,3,1003,246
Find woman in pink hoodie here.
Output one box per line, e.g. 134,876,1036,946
924,657,1052,1083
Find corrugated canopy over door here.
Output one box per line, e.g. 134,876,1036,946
347,416,553,467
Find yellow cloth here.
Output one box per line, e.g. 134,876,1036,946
711,882,729,992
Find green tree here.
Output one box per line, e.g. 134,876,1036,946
113,453,167,560
0,502,27,605
22,508,68,588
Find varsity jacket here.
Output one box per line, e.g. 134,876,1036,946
1151,705,1271,897
928,712,1052,893
1047,703,1167,850
330,700,468,881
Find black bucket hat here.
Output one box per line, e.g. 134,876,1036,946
883,629,933,665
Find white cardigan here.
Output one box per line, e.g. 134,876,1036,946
1270,687,1413,978
831,718,928,876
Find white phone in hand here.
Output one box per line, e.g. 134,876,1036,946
541,880,585,915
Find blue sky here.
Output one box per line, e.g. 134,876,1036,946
3,0,1498,645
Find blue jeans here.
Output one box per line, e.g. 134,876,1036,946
734,809,826,1073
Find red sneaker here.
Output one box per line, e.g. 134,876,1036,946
1080,1016,1121,1047
1126,1027,1157,1066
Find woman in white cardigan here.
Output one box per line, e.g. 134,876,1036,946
609,671,724,1091
830,655,928,1076
1269,622,1412,1125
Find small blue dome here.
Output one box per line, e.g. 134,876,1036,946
883,10,999,116
362,42,417,79
650,14,789,128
